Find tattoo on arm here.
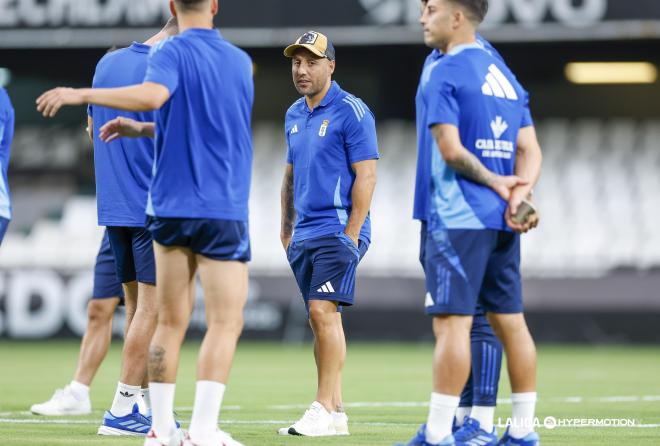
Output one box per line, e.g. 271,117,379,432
280,167,295,236
148,345,167,383
432,124,494,187
445,150,495,187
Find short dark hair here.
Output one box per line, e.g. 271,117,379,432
421,0,489,24
452,0,488,23
174,0,208,12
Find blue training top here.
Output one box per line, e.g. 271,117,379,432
89,42,155,227
144,28,254,221
285,81,380,243
418,41,534,231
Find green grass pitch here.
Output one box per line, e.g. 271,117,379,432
0,341,659,445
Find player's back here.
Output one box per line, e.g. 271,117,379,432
425,45,531,230
145,29,254,221
90,43,154,227
0,88,15,220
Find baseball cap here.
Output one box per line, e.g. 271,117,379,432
284,31,336,61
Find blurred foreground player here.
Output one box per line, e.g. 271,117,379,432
37,1,254,444
87,21,180,437
0,87,14,245
397,0,542,445
415,33,510,440
31,231,124,416
278,31,379,437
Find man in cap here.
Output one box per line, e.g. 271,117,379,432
278,30,379,437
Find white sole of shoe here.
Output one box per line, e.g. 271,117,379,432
97,425,147,436
277,427,291,436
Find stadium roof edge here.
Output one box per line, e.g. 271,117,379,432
0,21,659,49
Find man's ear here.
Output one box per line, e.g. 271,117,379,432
169,0,177,18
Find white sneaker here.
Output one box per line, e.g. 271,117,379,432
144,428,186,446
282,401,335,436
332,411,350,436
184,429,244,446
30,386,91,416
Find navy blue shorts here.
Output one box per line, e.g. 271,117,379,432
423,226,522,315
287,232,369,314
93,230,125,300
106,226,156,284
419,222,499,334
0,217,9,246
147,217,250,262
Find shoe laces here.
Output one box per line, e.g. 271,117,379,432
454,418,481,441
301,405,322,423
51,387,70,401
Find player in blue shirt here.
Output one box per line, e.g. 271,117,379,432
37,2,251,445
0,87,14,245
397,1,542,446
85,21,180,437
416,36,506,439
279,31,379,437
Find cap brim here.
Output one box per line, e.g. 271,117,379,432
283,44,326,58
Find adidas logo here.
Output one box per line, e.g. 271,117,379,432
119,391,135,398
481,64,518,100
290,124,298,135
316,281,335,293
424,292,434,308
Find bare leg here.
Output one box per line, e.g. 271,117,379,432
333,313,346,412
122,281,138,339
74,298,120,385
120,282,158,385
432,315,473,395
148,244,196,383
195,257,248,383
308,300,342,412
487,313,536,392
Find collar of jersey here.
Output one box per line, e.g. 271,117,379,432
182,28,223,39
447,42,484,56
129,42,151,54
301,81,341,113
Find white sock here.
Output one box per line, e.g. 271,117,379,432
426,393,460,444
189,381,226,441
455,406,471,426
141,388,151,412
471,406,495,432
510,392,537,438
150,383,177,439
110,382,141,416
69,380,90,401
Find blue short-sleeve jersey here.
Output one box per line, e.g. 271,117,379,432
418,42,533,231
413,36,533,223
0,88,15,220
144,29,254,220
89,43,155,227
285,81,379,243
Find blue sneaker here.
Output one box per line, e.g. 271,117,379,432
497,427,540,446
97,403,152,436
394,424,456,446
454,418,498,446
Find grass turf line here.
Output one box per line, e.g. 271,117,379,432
0,342,659,445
